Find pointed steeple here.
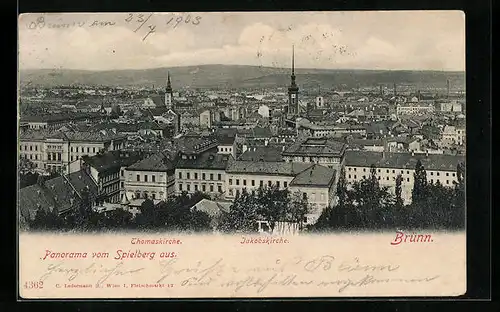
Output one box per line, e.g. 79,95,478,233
290,45,297,88
166,71,172,92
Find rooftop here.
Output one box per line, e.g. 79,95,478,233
345,151,465,171
176,151,232,170
282,137,347,156
290,164,336,187
226,160,312,176
127,151,174,172
83,150,146,173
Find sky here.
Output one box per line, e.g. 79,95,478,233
18,11,465,71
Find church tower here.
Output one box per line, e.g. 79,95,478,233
287,45,299,118
165,71,173,110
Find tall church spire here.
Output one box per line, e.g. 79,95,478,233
165,71,173,109
290,45,297,87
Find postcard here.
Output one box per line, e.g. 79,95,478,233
17,11,466,299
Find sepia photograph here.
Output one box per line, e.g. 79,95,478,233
18,11,467,298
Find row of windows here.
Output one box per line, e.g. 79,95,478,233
103,182,119,193
219,147,232,152
21,154,40,160
70,146,99,153
137,174,156,182
20,145,40,151
347,174,454,185
178,172,222,181
228,178,289,189
102,172,119,183
47,153,62,161
132,191,164,200
178,183,222,193
347,167,456,177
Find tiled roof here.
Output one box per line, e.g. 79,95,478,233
226,160,312,176
290,164,336,187
238,146,283,162
83,150,146,173
216,135,236,146
18,170,98,224
127,151,174,172
345,151,465,171
191,199,231,217
176,152,231,170
282,137,347,157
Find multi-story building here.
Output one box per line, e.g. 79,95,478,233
282,137,347,171
216,135,237,159
225,160,337,224
19,130,127,174
441,125,466,146
396,103,435,115
123,151,176,202
81,150,146,204
344,150,465,204
175,151,231,197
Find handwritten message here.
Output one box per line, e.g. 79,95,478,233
19,233,466,298
24,13,203,41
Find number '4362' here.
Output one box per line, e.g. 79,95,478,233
24,281,44,289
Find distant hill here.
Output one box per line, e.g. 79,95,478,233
19,65,466,91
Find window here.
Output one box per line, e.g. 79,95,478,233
194,184,198,191
354,168,357,172
386,169,389,173
121,182,124,188
87,147,90,153
93,147,96,153
386,177,389,180
152,175,155,182
303,193,307,200
446,180,449,184
75,147,78,153
24,146,27,151
268,181,272,187
30,146,32,151
348,168,351,171
35,146,38,151
430,179,433,183
251,180,255,186
363,175,366,179
152,193,156,200
437,172,440,176
202,173,206,180
407,178,410,182
363,168,366,172
202,185,206,192
243,179,247,186
178,172,182,179
452,173,456,177
236,189,240,197
348,174,351,179
407,171,410,174
218,185,222,193
29,154,32,160
229,179,233,185
194,173,198,180
121,170,124,177
218,174,222,181
430,172,434,176
187,184,191,191
187,172,190,179
210,185,214,192
71,156,73,161
392,170,395,173
57,153,61,161
378,169,380,173
236,179,240,186
446,172,449,176
378,176,380,180
136,175,140,181
210,173,213,180
276,181,280,188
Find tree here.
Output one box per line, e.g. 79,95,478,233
30,207,64,231
412,160,428,204
135,198,156,229
219,188,259,233
256,185,290,232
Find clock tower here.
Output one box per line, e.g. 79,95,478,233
287,45,299,118
165,71,173,110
